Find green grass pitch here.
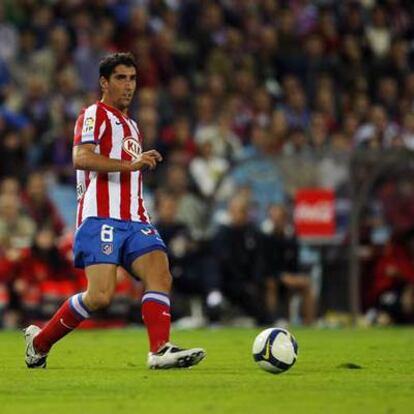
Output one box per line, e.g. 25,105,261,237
0,327,413,414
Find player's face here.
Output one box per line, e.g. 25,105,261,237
101,64,137,112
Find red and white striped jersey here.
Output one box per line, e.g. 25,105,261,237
73,101,150,227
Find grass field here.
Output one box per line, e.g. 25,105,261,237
0,327,413,414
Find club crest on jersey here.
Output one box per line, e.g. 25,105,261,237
101,243,113,256
141,228,156,236
83,117,95,134
123,136,141,159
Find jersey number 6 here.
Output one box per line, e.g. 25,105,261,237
101,224,114,242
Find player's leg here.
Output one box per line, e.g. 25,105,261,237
130,250,206,368
24,264,117,368
131,250,172,353
82,264,118,311
24,217,128,368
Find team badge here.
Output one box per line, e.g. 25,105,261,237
83,117,95,134
123,136,142,159
141,228,156,236
101,243,113,255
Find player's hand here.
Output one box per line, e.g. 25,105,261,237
129,150,163,171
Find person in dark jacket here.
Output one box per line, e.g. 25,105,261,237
262,204,316,325
214,195,269,325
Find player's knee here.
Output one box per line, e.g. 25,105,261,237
85,291,113,310
147,270,172,292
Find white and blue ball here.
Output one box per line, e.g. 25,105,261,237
252,328,298,374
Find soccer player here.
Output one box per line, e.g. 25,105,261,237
23,52,206,369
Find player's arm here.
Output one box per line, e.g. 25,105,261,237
73,144,162,172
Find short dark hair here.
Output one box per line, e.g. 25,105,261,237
99,52,137,79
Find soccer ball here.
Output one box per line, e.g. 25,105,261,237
252,328,298,374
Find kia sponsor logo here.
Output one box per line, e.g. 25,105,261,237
123,137,141,159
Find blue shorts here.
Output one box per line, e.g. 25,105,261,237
73,217,167,273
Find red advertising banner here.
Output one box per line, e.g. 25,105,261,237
294,188,336,238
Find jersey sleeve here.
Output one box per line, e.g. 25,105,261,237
73,104,106,146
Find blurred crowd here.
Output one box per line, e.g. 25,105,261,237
1,0,414,328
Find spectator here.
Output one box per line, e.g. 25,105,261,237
308,112,330,152
0,193,36,250
131,37,160,88
19,75,51,148
0,2,17,63
160,163,208,241
280,83,311,130
152,27,179,84
261,204,316,325
0,176,20,197
254,26,280,84
277,8,301,62
155,192,195,287
138,105,159,152
158,76,193,126
401,112,414,150
205,73,228,108
354,105,399,148
0,130,28,180
74,28,113,92
213,111,243,162
251,87,273,127
31,25,73,86
339,34,368,93
11,227,77,322
159,116,196,165
365,6,392,59
283,127,310,156
376,76,400,118
9,28,37,89
21,172,65,236
190,129,229,198
213,195,269,325
194,93,216,132
194,3,227,65
230,125,286,221
378,176,414,234
269,110,289,149
44,115,77,184
51,68,83,121
371,229,414,324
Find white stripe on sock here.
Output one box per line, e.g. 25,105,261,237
70,294,89,319
142,292,170,307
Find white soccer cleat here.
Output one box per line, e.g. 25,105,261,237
147,342,206,369
23,325,48,369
